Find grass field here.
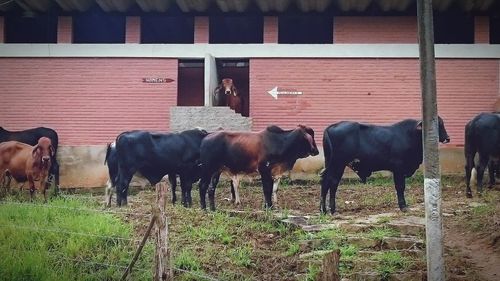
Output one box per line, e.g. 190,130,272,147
0,197,153,281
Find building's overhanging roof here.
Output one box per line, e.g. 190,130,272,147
0,0,497,13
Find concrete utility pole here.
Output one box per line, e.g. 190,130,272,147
416,0,445,280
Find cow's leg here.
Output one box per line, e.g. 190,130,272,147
465,152,475,198
272,177,281,205
51,158,60,194
476,154,489,195
168,174,178,205
104,180,113,208
179,175,194,208
208,172,221,211
231,175,241,205
320,165,344,215
116,172,133,207
199,177,209,210
259,167,274,209
28,177,35,202
393,172,408,212
487,160,496,188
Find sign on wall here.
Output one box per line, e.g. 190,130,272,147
142,78,174,83
267,86,303,100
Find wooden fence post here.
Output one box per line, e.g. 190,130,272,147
155,180,171,281
317,249,340,281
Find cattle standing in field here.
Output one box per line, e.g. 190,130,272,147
104,141,177,207
113,128,208,206
198,125,319,211
0,127,59,189
0,137,54,201
464,113,500,197
213,78,243,114
320,117,450,214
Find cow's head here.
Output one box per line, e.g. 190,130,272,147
32,137,54,167
416,116,450,144
221,78,237,97
297,125,319,157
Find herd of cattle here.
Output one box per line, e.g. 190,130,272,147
0,112,498,214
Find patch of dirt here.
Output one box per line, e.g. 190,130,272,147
103,174,499,280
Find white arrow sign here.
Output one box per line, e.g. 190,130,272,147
267,86,303,100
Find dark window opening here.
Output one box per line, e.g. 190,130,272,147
210,16,263,44
73,7,125,43
5,12,57,43
178,60,204,106
217,59,250,117
490,16,500,44
141,15,194,43
279,15,333,44
433,13,473,44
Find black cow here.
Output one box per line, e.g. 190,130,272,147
320,117,450,214
198,125,319,211
464,113,500,197
114,128,208,206
104,141,177,207
0,126,60,190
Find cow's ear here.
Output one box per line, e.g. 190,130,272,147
416,121,423,130
32,145,41,158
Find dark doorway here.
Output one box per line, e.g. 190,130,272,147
217,60,250,117
178,60,204,106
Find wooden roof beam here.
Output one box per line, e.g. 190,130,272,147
15,0,52,12
296,0,333,12
136,0,171,12
96,0,135,12
55,0,95,12
175,0,212,12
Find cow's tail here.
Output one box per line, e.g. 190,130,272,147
320,126,334,177
104,142,113,165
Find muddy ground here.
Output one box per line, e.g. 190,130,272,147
109,173,499,280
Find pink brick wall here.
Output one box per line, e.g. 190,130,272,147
250,58,499,146
263,16,278,43
126,16,140,43
334,17,418,43
0,16,4,43
194,16,209,43
0,58,178,145
57,16,72,43
474,16,489,43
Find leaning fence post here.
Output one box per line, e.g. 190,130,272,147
120,214,156,281
155,180,171,281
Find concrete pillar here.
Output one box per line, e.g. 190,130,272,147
57,16,72,43
194,16,209,43
0,16,4,43
474,16,489,44
125,16,140,43
263,16,278,43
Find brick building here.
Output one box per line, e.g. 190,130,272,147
0,0,499,187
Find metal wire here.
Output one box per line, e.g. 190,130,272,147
0,223,145,243
174,268,221,281
0,200,153,218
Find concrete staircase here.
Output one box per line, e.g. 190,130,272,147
170,106,252,132
281,213,428,281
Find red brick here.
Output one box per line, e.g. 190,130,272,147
125,16,140,43
474,16,489,43
194,16,209,43
249,58,499,146
263,16,278,43
0,58,178,145
334,17,417,43
0,16,4,43
57,16,72,43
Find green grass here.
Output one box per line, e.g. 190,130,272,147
302,263,321,281
0,197,153,281
373,251,412,280
366,227,400,241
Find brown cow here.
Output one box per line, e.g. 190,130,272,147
213,78,243,114
199,125,319,211
0,137,54,201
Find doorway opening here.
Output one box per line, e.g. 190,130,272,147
216,59,250,117
177,60,204,106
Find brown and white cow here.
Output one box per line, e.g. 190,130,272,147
0,137,54,201
198,125,319,211
213,78,243,114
